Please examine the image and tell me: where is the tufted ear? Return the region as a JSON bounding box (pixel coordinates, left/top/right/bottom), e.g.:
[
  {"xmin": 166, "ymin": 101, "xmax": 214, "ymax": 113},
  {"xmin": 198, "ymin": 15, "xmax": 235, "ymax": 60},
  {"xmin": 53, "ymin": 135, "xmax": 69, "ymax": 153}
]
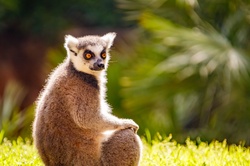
[
  {"xmin": 64, "ymin": 35, "xmax": 78, "ymax": 50},
  {"xmin": 101, "ymin": 32, "xmax": 116, "ymax": 48}
]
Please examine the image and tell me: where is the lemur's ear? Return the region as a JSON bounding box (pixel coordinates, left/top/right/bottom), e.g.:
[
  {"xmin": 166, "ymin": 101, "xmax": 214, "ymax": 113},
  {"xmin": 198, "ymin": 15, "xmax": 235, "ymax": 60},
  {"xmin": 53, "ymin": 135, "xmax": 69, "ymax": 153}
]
[
  {"xmin": 64, "ymin": 35, "xmax": 78, "ymax": 50},
  {"xmin": 101, "ymin": 32, "xmax": 116, "ymax": 48}
]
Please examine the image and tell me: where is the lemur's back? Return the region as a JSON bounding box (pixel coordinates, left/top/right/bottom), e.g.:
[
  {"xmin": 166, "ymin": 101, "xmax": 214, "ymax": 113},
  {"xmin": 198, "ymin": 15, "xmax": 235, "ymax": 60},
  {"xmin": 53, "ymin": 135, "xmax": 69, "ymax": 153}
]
[
  {"xmin": 34, "ymin": 60, "xmax": 99, "ymax": 133},
  {"xmin": 33, "ymin": 61, "xmax": 102, "ymax": 165}
]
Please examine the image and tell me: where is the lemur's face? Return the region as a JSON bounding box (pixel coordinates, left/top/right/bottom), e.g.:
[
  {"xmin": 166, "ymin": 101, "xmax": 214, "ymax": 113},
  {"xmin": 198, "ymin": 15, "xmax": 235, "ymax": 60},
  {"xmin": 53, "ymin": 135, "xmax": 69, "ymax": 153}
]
[
  {"xmin": 81, "ymin": 45, "xmax": 107, "ymax": 71},
  {"xmin": 64, "ymin": 33, "xmax": 116, "ymax": 76}
]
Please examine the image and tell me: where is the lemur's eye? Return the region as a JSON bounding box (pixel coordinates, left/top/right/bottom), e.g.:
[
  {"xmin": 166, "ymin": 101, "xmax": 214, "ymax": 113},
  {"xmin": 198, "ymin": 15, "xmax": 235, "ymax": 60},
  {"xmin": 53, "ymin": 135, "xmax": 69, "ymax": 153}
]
[
  {"xmin": 85, "ymin": 53, "xmax": 92, "ymax": 59},
  {"xmin": 84, "ymin": 50, "xmax": 94, "ymax": 60},
  {"xmin": 101, "ymin": 52, "xmax": 106, "ymax": 59}
]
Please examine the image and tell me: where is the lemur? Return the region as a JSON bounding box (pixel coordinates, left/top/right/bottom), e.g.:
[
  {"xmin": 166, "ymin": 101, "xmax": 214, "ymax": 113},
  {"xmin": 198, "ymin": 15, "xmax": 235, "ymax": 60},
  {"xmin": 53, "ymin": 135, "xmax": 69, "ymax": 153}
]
[{"xmin": 33, "ymin": 33, "xmax": 142, "ymax": 166}]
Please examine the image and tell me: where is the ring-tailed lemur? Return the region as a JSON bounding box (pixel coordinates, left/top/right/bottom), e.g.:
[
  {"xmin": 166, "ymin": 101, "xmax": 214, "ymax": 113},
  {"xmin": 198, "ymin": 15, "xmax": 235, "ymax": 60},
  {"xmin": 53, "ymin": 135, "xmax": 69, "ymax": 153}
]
[{"xmin": 33, "ymin": 32, "xmax": 142, "ymax": 166}]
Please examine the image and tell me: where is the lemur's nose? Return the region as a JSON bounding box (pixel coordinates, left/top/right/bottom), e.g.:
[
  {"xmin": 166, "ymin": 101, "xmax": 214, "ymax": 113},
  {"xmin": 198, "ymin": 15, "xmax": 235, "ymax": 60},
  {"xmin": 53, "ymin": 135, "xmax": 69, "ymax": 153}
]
[
  {"xmin": 93, "ymin": 59, "xmax": 105, "ymax": 70},
  {"xmin": 97, "ymin": 63, "xmax": 105, "ymax": 69}
]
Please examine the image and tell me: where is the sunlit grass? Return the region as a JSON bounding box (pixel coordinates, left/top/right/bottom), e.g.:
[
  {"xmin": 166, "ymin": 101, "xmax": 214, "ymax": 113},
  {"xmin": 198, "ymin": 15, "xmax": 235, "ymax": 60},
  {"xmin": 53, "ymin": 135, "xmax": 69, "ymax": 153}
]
[
  {"xmin": 141, "ymin": 134, "xmax": 250, "ymax": 166},
  {"xmin": 1, "ymin": 132, "xmax": 250, "ymax": 166},
  {"xmin": 0, "ymin": 131, "xmax": 42, "ymax": 166}
]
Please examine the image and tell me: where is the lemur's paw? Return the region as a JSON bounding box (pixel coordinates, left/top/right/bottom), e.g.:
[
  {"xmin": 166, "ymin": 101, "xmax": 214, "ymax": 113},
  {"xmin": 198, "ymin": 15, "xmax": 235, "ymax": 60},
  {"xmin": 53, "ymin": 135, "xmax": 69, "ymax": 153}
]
[{"xmin": 120, "ymin": 119, "xmax": 139, "ymax": 133}]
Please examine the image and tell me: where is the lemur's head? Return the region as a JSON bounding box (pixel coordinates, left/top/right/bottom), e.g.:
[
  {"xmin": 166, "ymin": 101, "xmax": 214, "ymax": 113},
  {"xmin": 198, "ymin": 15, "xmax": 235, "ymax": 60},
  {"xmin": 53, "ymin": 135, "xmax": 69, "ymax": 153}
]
[{"xmin": 64, "ymin": 32, "xmax": 116, "ymax": 76}]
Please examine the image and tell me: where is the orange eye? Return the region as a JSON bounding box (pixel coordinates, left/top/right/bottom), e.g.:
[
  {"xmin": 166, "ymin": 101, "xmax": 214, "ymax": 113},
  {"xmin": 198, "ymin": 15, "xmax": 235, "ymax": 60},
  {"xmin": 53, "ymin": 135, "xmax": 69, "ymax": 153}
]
[
  {"xmin": 101, "ymin": 52, "xmax": 106, "ymax": 59},
  {"xmin": 85, "ymin": 53, "xmax": 92, "ymax": 60}
]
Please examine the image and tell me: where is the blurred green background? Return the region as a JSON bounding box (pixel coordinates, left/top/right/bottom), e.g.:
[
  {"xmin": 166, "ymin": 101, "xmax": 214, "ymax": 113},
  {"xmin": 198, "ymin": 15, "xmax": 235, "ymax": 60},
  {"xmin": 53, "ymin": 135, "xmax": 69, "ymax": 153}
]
[{"xmin": 1, "ymin": 0, "xmax": 250, "ymax": 145}]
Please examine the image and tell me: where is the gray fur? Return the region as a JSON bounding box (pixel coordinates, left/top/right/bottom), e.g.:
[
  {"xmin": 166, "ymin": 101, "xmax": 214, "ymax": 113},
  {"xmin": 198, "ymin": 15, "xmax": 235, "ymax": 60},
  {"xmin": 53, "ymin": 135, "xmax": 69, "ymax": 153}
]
[
  {"xmin": 77, "ymin": 36, "xmax": 107, "ymax": 49},
  {"xmin": 33, "ymin": 33, "xmax": 142, "ymax": 166}
]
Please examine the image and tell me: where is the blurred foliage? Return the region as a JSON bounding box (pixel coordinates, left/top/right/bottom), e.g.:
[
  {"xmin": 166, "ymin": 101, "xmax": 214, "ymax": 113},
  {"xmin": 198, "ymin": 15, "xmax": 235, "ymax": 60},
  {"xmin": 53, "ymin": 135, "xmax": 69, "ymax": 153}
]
[
  {"xmin": 117, "ymin": 0, "xmax": 250, "ymax": 144},
  {"xmin": 0, "ymin": 0, "xmax": 125, "ymax": 42},
  {"xmin": 0, "ymin": 82, "xmax": 34, "ymax": 139}
]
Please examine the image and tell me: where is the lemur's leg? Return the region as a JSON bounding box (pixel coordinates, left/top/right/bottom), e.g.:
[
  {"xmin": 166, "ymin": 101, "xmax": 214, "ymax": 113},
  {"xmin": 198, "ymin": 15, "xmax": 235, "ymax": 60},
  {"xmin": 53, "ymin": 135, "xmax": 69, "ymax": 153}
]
[{"xmin": 101, "ymin": 128, "xmax": 142, "ymax": 166}]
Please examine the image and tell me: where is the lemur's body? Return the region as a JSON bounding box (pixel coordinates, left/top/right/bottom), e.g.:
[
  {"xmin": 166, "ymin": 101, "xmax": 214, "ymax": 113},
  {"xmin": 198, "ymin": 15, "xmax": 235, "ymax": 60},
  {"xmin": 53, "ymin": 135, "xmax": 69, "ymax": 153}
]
[{"xmin": 33, "ymin": 33, "xmax": 142, "ymax": 166}]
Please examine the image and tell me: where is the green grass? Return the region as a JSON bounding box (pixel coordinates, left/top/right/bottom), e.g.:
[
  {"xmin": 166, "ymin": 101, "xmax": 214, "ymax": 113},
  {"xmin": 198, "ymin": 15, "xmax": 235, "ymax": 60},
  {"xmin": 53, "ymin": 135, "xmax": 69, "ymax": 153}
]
[
  {"xmin": 141, "ymin": 135, "xmax": 250, "ymax": 166},
  {"xmin": 1, "ymin": 132, "xmax": 250, "ymax": 166},
  {"xmin": 0, "ymin": 131, "xmax": 42, "ymax": 166}
]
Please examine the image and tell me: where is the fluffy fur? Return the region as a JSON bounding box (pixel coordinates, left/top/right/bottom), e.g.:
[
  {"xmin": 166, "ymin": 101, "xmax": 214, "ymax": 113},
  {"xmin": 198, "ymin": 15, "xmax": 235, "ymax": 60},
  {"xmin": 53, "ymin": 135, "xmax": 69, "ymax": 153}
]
[{"xmin": 33, "ymin": 33, "xmax": 142, "ymax": 166}]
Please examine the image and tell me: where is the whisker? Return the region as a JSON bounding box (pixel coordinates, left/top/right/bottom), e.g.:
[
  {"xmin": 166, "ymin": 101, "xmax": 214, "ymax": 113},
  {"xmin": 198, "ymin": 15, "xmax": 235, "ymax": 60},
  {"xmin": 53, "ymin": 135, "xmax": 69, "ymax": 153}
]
[{"xmin": 109, "ymin": 60, "xmax": 118, "ymax": 63}]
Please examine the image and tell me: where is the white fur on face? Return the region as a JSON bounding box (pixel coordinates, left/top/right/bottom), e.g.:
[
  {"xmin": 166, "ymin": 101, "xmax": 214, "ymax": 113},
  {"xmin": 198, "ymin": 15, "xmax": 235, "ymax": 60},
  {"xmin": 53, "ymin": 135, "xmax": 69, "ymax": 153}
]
[{"xmin": 70, "ymin": 45, "xmax": 109, "ymax": 77}]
